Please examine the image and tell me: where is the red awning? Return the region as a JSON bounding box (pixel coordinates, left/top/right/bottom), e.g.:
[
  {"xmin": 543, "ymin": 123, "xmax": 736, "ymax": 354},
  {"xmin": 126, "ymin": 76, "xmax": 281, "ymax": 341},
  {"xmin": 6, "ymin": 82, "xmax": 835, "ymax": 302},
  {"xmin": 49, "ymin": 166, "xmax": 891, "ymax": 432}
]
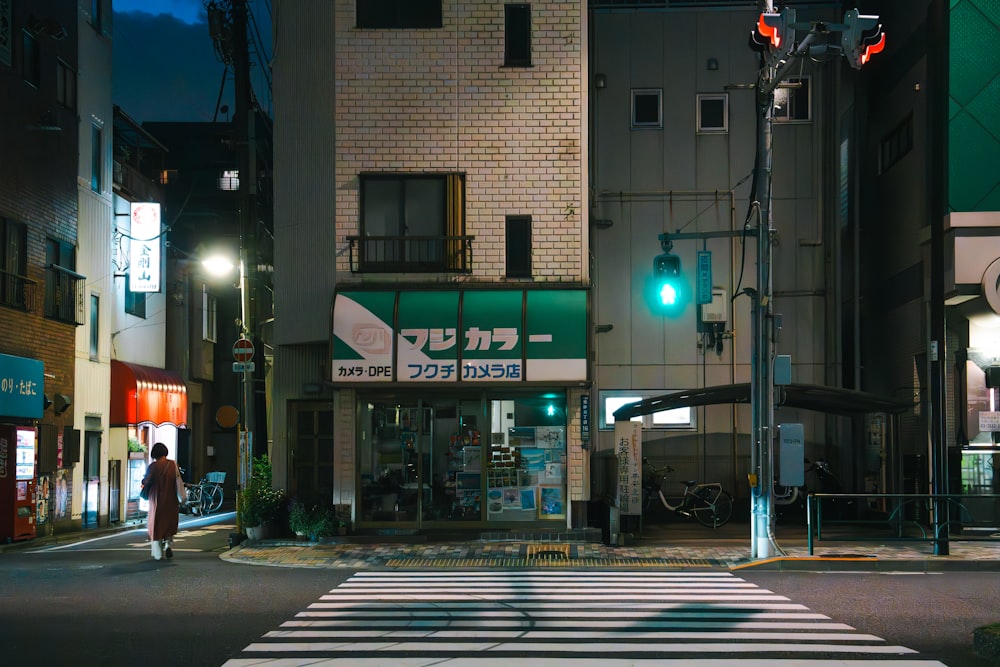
[{"xmin": 111, "ymin": 360, "xmax": 188, "ymax": 427}]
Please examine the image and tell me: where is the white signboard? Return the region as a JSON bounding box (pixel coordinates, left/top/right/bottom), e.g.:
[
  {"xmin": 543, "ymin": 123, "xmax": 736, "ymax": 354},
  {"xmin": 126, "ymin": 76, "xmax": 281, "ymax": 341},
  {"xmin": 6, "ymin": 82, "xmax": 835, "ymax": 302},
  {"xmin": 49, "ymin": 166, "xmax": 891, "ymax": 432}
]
[
  {"xmin": 979, "ymin": 411, "xmax": 1000, "ymax": 432},
  {"xmin": 614, "ymin": 420, "xmax": 642, "ymax": 516},
  {"xmin": 129, "ymin": 202, "xmax": 161, "ymax": 293}
]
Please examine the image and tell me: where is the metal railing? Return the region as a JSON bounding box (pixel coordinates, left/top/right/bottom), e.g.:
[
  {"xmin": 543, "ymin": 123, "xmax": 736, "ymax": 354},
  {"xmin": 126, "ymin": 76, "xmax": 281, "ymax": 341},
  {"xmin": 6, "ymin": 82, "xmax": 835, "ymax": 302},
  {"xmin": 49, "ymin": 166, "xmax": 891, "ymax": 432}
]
[
  {"xmin": 346, "ymin": 235, "xmax": 474, "ymax": 274},
  {"xmin": 806, "ymin": 492, "xmax": 1000, "ymax": 555},
  {"xmin": 0, "ymin": 269, "xmax": 38, "ymax": 312}
]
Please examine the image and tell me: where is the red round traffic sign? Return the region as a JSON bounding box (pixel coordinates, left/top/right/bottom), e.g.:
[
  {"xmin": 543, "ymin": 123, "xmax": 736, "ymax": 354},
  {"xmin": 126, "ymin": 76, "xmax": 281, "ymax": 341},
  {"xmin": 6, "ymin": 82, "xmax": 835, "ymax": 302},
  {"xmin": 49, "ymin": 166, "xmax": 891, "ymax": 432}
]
[{"xmin": 233, "ymin": 338, "xmax": 255, "ymax": 362}]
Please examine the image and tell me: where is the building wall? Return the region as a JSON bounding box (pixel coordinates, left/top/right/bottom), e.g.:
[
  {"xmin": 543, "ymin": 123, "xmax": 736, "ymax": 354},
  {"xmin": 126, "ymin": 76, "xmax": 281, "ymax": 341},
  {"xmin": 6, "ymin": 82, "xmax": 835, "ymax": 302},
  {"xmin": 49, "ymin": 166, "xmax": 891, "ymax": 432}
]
[
  {"xmin": 589, "ymin": 6, "xmax": 835, "ymax": 487},
  {"xmin": 74, "ymin": 0, "xmax": 115, "ymax": 525},
  {"xmin": 332, "ymin": 0, "xmax": 588, "ymax": 284}
]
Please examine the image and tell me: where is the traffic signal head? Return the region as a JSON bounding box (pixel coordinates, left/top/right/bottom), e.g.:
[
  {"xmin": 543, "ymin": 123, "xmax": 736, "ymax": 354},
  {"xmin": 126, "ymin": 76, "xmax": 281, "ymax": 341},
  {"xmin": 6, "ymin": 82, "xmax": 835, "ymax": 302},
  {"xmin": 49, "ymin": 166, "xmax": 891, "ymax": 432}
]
[
  {"xmin": 750, "ymin": 10, "xmax": 795, "ymax": 55},
  {"xmin": 650, "ymin": 252, "xmax": 687, "ymax": 315},
  {"xmin": 841, "ymin": 9, "xmax": 885, "ymax": 69}
]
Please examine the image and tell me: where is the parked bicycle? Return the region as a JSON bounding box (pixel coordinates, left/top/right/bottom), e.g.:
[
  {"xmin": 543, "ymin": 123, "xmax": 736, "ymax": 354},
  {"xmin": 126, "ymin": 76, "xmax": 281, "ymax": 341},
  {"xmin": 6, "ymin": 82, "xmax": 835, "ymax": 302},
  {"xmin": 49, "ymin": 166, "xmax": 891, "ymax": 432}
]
[
  {"xmin": 179, "ymin": 469, "xmax": 226, "ymax": 515},
  {"xmin": 641, "ymin": 458, "xmax": 734, "ymax": 528}
]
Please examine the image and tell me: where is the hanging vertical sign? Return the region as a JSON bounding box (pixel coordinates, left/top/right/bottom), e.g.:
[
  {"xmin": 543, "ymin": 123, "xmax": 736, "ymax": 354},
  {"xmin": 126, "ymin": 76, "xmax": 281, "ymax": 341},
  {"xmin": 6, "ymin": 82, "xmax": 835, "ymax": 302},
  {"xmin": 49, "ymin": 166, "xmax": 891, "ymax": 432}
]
[
  {"xmin": 128, "ymin": 202, "xmax": 161, "ymax": 293},
  {"xmin": 696, "ymin": 250, "xmax": 713, "ymax": 305}
]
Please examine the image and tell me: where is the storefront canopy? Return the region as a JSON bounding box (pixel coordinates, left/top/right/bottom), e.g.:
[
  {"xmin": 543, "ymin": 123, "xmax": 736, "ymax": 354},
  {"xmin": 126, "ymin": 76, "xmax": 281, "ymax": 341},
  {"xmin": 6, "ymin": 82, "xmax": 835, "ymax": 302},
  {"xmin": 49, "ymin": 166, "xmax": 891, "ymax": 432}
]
[
  {"xmin": 613, "ymin": 382, "xmax": 914, "ymax": 421},
  {"xmin": 111, "ymin": 360, "xmax": 188, "ymax": 427}
]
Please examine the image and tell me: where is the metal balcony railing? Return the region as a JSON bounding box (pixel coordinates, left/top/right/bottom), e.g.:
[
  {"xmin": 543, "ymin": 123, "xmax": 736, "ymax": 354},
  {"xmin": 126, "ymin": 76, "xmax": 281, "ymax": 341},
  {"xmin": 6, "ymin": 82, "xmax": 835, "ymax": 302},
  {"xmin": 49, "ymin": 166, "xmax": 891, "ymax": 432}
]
[
  {"xmin": 0, "ymin": 269, "xmax": 37, "ymax": 312},
  {"xmin": 45, "ymin": 264, "xmax": 87, "ymax": 325},
  {"xmin": 346, "ymin": 235, "xmax": 474, "ymax": 274}
]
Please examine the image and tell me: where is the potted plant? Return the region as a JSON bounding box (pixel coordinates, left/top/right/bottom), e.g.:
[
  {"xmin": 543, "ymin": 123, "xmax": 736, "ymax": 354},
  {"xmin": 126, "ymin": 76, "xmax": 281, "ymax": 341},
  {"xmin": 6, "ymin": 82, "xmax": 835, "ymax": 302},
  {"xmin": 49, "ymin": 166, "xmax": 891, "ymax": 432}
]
[
  {"xmin": 306, "ymin": 505, "xmax": 335, "ymax": 542},
  {"xmin": 127, "ymin": 438, "xmax": 147, "ymax": 459},
  {"xmin": 288, "ymin": 500, "xmax": 312, "ymax": 540},
  {"xmin": 238, "ymin": 455, "xmax": 284, "ymax": 540}
]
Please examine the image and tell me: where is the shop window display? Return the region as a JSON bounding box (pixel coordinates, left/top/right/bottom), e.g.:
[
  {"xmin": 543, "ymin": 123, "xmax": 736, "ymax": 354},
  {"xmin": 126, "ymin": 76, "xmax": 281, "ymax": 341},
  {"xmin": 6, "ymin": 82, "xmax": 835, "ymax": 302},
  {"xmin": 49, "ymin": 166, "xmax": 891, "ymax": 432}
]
[{"xmin": 358, "ymin": 394, "xmax": 567, "ymax": 526}]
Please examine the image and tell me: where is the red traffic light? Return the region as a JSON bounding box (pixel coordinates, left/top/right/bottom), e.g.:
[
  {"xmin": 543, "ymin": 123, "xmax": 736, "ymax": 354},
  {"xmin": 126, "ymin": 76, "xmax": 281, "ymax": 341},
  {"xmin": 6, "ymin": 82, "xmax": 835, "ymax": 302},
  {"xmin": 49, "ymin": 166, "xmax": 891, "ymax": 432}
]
[
  {"xmin": 861, "ymin": 29, "xmax": 886, "ymax": 65},
  {"xmin": 757, "ymin": 13, "xmax": 782, "ymax": 49}
]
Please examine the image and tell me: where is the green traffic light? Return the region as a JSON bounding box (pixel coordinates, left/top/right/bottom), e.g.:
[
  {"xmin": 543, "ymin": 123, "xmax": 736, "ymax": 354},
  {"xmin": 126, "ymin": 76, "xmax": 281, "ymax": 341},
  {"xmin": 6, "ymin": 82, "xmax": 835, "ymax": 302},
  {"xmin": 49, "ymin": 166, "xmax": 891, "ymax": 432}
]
[{"xmin": 659, "ymin": 282, "xmax": 678, "ymax": 306}]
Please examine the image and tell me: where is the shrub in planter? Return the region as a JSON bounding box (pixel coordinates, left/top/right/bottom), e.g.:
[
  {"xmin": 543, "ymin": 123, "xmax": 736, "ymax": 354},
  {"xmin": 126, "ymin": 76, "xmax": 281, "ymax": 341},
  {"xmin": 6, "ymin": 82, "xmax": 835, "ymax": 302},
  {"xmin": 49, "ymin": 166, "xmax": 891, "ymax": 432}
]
[{"xmin": 238, "ymin": 455, "xmax": 284, "ymax": 531}]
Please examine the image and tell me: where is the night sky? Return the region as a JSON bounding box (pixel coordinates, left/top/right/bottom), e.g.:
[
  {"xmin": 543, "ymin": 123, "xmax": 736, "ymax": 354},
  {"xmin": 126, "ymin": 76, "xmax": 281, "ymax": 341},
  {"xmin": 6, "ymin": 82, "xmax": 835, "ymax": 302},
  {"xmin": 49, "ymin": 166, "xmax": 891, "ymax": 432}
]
[{"xmin": 112, "ymin": 0, "xmax": 270, "ymax": 123}]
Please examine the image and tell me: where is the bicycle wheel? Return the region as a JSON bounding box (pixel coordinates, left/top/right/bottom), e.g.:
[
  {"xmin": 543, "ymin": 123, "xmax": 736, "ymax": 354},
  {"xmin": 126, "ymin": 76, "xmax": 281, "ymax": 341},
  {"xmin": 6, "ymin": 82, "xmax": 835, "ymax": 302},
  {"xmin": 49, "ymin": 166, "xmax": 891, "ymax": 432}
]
[
  {"xmin": 204, "ymin": 484, "xmax": 224, "ymax": 514},
  {"xmin": 185, "ymin": 485, "xmax": 202, "ymax": 515},
  {"xmin": 693, "ymin": 487, "xmax": 733, "ymax": 528}
]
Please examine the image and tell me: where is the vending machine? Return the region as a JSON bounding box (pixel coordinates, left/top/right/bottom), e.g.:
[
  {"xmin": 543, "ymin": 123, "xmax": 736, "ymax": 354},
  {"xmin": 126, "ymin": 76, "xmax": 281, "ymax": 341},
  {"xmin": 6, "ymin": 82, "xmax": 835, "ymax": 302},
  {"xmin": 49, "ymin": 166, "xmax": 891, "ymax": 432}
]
[{"xmin": 0, "ymin": 425, "xmax": 37, "ymax": 542}]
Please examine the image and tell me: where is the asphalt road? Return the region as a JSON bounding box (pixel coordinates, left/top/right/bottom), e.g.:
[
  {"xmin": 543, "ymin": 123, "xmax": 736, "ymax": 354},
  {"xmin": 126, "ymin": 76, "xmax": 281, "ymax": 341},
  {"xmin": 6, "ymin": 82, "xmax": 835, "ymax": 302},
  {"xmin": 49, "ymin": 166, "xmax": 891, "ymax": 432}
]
[
  {"xmin": 1, "ymin": 515, "xmax": 997, "ymax": 666},
  {"xmin": 740, "ymin": 569, "xmax": 1000, "ymax": 667},
  {"xmin": 0, "ymin": 515, "xmax": 351, "ymax": 666}
]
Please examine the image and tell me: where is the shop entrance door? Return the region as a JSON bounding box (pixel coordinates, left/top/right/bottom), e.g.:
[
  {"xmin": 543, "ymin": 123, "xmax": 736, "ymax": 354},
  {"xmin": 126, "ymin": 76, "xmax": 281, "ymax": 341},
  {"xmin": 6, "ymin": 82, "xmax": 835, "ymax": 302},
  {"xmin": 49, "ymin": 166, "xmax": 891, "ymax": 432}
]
[{"xmin": 82, "ymin": 431, "xmax": 101, "ymax": 528}]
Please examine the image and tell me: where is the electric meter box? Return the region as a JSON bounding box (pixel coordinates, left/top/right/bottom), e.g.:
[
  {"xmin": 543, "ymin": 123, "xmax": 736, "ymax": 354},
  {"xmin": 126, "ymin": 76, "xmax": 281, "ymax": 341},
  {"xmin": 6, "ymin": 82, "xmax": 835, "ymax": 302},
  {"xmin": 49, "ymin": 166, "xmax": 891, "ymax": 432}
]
[{"xmin": 700, "ymin": 288, "xmax": 728, "ymax": 323}]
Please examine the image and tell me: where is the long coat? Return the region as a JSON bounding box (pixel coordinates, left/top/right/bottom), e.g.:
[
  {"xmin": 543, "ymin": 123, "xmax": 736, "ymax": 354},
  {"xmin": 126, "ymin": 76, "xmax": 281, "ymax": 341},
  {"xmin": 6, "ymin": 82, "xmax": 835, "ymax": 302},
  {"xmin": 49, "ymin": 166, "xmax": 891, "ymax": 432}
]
[{"xmin": 142, "ymin": 457, "xmax": 181, "ymax": 541}]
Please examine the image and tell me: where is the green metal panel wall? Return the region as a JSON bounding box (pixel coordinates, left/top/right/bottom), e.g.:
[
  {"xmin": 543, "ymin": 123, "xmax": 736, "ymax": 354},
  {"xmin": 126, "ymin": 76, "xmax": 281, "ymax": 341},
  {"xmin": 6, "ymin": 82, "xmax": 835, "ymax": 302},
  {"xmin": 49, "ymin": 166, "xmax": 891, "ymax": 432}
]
[{"xmin": 950, "ymin": 0, "xmax": 1000, "ymax": 211}]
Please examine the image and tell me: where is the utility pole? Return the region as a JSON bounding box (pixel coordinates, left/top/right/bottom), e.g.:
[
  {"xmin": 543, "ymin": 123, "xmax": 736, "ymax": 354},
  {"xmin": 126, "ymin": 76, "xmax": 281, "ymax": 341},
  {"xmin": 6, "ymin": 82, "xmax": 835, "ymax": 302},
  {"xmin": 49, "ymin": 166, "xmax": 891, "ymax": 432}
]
[{"xmin": 208, "ymin": 0, "xmax": 260, "ymax": 509}]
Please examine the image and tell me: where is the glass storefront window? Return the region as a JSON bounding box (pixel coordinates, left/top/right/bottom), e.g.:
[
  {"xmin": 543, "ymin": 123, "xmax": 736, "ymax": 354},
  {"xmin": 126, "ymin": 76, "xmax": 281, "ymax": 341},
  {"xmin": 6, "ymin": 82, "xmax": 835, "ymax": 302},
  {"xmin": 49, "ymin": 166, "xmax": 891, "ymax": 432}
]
[
  {"xmin": 357, "ymin": 392, "xmax": 568, "ymax": 527},
  {"xmin": 487, "ymin": 396, "xmax": 567, "ymax": 521}
]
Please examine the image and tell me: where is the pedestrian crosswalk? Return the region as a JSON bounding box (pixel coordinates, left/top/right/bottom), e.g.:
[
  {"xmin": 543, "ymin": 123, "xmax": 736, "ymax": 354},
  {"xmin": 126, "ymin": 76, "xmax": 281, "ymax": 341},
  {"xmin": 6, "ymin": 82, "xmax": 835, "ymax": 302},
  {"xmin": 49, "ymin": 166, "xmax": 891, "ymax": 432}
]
[{"xmin": 223, "ymin": 570, "xmax": 946, "ymax": 666}]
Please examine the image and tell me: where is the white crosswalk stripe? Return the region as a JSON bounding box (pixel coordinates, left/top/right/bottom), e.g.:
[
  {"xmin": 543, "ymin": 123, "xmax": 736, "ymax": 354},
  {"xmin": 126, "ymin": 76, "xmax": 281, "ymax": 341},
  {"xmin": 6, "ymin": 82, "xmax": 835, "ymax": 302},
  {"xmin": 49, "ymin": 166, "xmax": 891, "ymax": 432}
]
[{"xmin": 222, "ymin": 570, "xmax": 946, "ymax": 666}]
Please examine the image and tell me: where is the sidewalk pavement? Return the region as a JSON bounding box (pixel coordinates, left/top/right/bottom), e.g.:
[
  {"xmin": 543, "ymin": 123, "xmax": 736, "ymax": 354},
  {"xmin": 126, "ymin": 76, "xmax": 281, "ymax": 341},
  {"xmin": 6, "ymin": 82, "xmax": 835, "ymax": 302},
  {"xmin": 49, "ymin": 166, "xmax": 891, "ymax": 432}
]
[
  {"xmin": 6, "ymin": 514, "xmax": 1000, "ymax": 571},
  {"xmin": 219, "ymin": 522, "xmax": 1000, "ymax": 571}
]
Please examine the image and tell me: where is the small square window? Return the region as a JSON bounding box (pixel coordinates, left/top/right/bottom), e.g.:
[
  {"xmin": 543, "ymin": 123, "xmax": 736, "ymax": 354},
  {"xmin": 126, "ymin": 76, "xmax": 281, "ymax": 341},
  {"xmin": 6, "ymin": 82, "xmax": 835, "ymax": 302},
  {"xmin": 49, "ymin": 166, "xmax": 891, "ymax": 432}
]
[
  {"xmin": 774, "ymin": 76, "xmax": 811, "ymax": 122},
  {"xmin": 632, "ymin": 89, "xmax": 662, "ymax": 129},
  {"xmin": 697, "ymin": 94, "xmax": 728, "ymax": 133}
]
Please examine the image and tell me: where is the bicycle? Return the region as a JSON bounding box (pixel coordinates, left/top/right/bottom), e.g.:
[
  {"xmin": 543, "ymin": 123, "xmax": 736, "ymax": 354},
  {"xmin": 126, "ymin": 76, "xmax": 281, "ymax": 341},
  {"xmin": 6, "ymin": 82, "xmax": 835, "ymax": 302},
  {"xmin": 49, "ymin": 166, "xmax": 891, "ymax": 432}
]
[
  {"xmin": 641, "ymin": 458, "xmax": 734, "ymax": 528},
  {"xmin": 179, "ymin": 470, "xmax": 226, "ymax": 515}
]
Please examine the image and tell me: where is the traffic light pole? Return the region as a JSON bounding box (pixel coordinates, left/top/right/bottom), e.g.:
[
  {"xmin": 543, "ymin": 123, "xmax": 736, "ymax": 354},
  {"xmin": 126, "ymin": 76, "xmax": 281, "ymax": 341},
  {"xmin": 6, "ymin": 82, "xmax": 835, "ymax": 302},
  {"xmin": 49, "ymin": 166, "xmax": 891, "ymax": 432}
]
[{"xmin": 749, "ymin": 6, "xmax": 821, "ymax": 559}]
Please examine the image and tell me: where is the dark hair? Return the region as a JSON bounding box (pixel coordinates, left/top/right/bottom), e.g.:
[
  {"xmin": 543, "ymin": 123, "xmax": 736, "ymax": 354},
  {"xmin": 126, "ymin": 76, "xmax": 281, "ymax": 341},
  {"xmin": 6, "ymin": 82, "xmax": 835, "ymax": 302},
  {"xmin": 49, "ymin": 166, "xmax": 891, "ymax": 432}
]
[{"xmin": 150, "ymin": 442, "xmax": 169, "ymax": 459}]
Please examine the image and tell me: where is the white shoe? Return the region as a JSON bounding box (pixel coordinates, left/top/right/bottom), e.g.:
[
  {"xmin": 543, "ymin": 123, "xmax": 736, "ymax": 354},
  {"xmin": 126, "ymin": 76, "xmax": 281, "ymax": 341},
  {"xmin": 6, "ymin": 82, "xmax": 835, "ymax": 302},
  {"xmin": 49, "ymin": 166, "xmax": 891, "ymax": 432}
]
[{"xmin": 151, "ymin": 539, "xmax": 163, "ymax": 561}]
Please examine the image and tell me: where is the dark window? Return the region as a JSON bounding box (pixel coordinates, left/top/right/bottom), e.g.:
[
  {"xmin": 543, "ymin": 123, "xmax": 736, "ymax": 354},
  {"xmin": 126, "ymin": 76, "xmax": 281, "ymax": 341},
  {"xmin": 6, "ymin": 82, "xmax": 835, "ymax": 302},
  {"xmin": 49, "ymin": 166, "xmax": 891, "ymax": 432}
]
[
  {"xmin": 357, "ymin": 0, "xmax": 442, "ymax": 29},
  {"xmin": 879, "ymin": 113, "xmax": 914, "ymax": 175},
  {"xmin": 89, "ymin": 295, "xmax": 99, "ymax": 359},
  {"xmin": 358, "ymin": 173, "xmax": 466, "ymax": 272},
  {"xmin": 506, "ymin": 216, "xmax": 532, "ymax": 278},
  {"xmin": 45, "ymin": 238, "xmax": 85, "ymax": 325},
  {"xmin": 124, "ymin": 274, "xmax": 146, "ymax": 318},
  {"xmin": 504, "ymin": 4, "xmax": 532, "ymax": 67},
  {"xmin": 697, "ymin": 94, "xmax": 728, "ymax": 133},
  {"xmin": 22, "ymin": 30, "xmax": 40, "ymax": 87},
  {"xmin": 91, "ymin": 125, "xmax": 103, "ymax": 193},
  {"xmin": 0, "ymin": 218, "xmax": 29, "ymax": 310},
  {"xmin": 774, "ymin": 76, "xmax": 810, "ymax": 122},
  {"xmin": 56, "ymin": 60, "xmax": 76, "ymax": 110},
  {"xmin": 632, "ymin": 89, "xmax": 662, "ymax": 128}
]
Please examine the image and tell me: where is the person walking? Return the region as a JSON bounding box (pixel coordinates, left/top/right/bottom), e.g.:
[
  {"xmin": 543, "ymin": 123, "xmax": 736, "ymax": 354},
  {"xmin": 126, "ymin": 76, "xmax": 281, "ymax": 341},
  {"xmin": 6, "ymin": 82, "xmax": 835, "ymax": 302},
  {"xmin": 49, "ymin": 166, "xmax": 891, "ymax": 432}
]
[{"xmin": 141, "ymin": 442, "xmax": 183, "ymax": 560}]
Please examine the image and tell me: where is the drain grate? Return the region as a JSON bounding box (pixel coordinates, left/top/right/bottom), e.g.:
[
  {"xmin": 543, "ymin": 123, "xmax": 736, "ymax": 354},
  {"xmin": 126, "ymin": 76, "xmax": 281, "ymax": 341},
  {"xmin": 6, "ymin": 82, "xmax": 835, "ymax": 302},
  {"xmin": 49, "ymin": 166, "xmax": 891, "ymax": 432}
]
[{"xmin": 525, "ymin": 544, "xmax": 571, "ymax": 559}]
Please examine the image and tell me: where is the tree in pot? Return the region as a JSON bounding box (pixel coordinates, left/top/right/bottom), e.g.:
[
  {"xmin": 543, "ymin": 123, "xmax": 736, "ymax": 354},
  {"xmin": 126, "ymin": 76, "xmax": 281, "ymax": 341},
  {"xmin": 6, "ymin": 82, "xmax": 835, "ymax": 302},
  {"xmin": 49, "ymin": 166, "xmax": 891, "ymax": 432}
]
[{"xmin": 238, "ymin": 455, "xmax": 284, "ymax": 540}]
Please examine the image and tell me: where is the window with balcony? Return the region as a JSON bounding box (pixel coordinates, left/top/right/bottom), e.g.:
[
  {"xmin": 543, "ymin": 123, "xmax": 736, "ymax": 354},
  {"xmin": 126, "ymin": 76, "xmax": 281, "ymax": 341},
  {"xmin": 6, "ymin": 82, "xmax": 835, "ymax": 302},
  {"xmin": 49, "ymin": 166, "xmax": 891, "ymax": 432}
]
[
  {"xmin": 356, "ymin": 0, "xmax": 442, "ymax": 29},
  {"xmin": 354, "ymin": 173, "xmax": 469, "ymax": 273},
  {"xmin": 45, "ymin": 239, "xmax": 85, "ymax": 325},
  {"xmin": 0, "ymin": 218, "xmax": 31, "ymax": 311}
]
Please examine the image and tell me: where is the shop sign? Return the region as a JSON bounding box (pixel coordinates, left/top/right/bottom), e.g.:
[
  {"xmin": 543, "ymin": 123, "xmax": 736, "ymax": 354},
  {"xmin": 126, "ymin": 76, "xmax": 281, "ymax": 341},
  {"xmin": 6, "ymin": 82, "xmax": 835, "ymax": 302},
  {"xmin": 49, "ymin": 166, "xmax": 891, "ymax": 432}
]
[
  {"xmin": 332, "ymin": 289, "xmax": 587, "ymax": 383},
  {"xmin": 0, "ymin": 353, "xmax": 44, "ymax": 419},
  {"xmin": 128, "ymin": 202, "xmax": 161, "ymax": 293}
]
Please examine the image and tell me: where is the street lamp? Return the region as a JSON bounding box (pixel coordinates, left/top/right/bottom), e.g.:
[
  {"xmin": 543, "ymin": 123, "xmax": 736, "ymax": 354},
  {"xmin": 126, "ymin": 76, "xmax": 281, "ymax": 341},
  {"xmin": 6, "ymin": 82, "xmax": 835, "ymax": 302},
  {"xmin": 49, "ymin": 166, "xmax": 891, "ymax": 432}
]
[{"xmin": 202, "ymin": 252, "xmax": 254, "ymax": 527}]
